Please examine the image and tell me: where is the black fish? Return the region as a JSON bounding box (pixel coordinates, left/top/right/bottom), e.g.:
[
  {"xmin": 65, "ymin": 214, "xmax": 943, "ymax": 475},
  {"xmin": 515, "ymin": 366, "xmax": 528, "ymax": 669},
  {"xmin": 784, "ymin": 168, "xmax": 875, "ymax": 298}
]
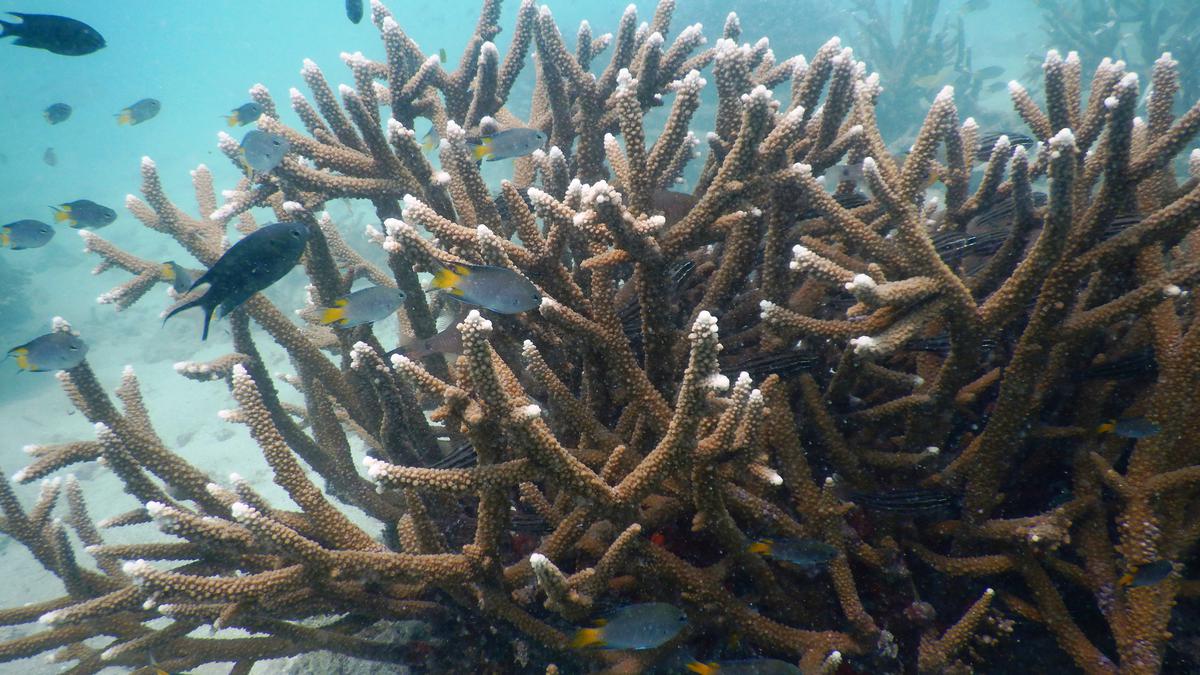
[
  {"xmin": 345, "ymin": 0, "xmax": 364, "ymax": 23},
  {"xmin": 0, "ymin": 13, "xmax": 105, "ymax": 56},
  {"xmin": 906, "ymin": 334, "xmax": 999, "ymax": 355},
  {"xmin": 1076, "ymin": 348, "xmax": 1157, "ymax": 381},
  {"xmin": 431, "ymin": 443, "xmax": 478, "ymax": 469},
  {"xmin": 1101, "ymin": 215, "xmax": 1140, "ymax": 240},
  {"xmin": 931, "ymin": 229, "xmax": 1010, "ymax": 264},
  {"xmin": 851, "ymin": 488, "xmax": 957, "ymax": 516},
  {"xmin": 971, "ymin": 192, "xmax": 1048, "ymax": 228},
  {"xmin": 43, "ymin": 103, "xmax": 71, "ymax": 124},
  {"xmin": 720, "ymin": 349, "xmax": 819, "ymax": 380},
  {"xmin": 163, "ymin": 222, "xmax": 310, "ymax": 340},
  {"xmin": 975, "ymin": 131, "xmax": 1037, "ymax": 161}
]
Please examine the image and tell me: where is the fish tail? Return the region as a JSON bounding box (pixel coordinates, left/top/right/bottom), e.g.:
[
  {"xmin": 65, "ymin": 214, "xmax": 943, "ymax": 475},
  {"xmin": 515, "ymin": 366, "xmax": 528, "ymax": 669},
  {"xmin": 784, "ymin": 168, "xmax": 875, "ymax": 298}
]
[
  {"xmin": 1097, "ymin": 420, "xmax": 1116, "ymax": 435},
  {"xmin": 430, "ymin": 261, "xmax": 463, "ymax": 290},
  {"xmin": 226, "ymin": 113, "xmax": 239, "ymax": 127},
  {"xmin": 1117, "ymin": 572, "xmax": 1135, "ymax": 587},
  {"xmin": 0, "ymin": 228, "xmax": 9, "ymax": 248},
  {"xmin": 747, "ymin": 540, "xmax": 772, "ymax": 555},
  {"xmin": 471, "ymin": 139, "xmax": 493, "ymax": 161},
  {"xmin": 163, "ymin": 293, "xmax": 215, "ymax": 341},
  {"xmin": 116, "ymin": 109, "xmax": 133, "ymax": 125},
  {"xmin": 8, "ymin": 348, "xmax": 30, "ymax": 372},
  {"xmin": 686, "ymin": 662, "xmax": 719, "ymax": 675},
  {"xmin": 421, "ymin": 134, "xmax": 437, "ymax": 152},
  {"xmin": 0, "ymin": 19, "xmax": 15, "ymax": 38},
  {"xmin": 320, "ymin": 306, "xmax": 347, "ymax": 325},
  {"xmin": 569, "ymin": 627, "xmax": 604, "ymax": 649},
  {"xmin": 160, "ymin": 263, "xmax": 176, "ymax": 281},
  {"xmin": 50, "ymin": 205, "xmax": 73, "ymax": 224}
]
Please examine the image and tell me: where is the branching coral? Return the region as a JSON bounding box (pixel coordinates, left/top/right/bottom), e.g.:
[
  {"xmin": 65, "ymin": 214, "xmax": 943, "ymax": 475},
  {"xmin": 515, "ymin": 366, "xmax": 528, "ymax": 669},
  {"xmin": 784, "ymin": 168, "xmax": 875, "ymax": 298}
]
[{"xmin": 1, "ymin": 0, "xmax": 1199, "ymax": 673}]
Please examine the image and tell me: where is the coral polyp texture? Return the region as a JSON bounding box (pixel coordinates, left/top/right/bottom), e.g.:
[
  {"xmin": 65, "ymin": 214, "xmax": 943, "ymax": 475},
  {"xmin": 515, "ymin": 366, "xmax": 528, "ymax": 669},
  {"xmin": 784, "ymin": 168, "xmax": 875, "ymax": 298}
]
[{"xmin": 4, "ymin": 0, "xmax": 1200, "ymax": 672}]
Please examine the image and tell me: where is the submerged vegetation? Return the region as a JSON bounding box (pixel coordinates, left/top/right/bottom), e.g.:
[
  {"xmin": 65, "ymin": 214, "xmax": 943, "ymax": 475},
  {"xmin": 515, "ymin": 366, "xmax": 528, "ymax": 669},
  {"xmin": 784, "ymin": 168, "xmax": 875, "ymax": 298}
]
[{"xmin": 1, "ymin": 0, "xmax": 1199, "ymax": 672}]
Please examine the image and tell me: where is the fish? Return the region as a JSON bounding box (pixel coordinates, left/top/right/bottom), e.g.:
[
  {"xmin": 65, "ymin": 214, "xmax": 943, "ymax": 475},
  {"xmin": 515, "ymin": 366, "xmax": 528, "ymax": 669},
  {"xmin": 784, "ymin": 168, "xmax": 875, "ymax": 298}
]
[
  {"xmin": 1118, "ymin": 560, "xmax": 1176, "ymax": 588},
  {"xmin": 1, "ymin": 219, "xmax": 55, "ymax": 250},
  {"xmin": 50, "ymin": 199, "xmax": 116, "ymax": 229},
  {"xmin": 320, "ymin": 285, "xmax": 407, "ymax": 328},
  {"xmin": 116, "ymin": 98, "xmax": 161, "ymax": 126},
  {"xmin": 240, "ymin": 130, "xmax": 290, "ymax": 174},
  {"xmin": 687, "ymin": 658, "xmax": 803, "ymax": 675},
  {"xmin": 345, "ymin": 0, "xmax": 364, "ymax": 23},
  {"xmin": 570, "ymin": 602, "xmax": 688, "ymax": 650},
  {"xmin": 1097, "ymin": 417, "xmax": 1161, "ymax": 439},
  {"xmin": 7, "ymin": 331, "xmax": 88, "ymax": 372},
  {"xmin": 747, "ymin": 538, "xmax": 838, "ymax": 567},
  {"xmin": 42, "ymin": 147, "xmax": 57, "ymax": 166},
  {"xmin": 43, "ymin": 103, "xmax": 71, "ymax": 124},
  {"xmin": 439, "ymin": 48, "xmax": 448, "ymax": 64},
  {"xmin": 970, "ymin": 192, "xmax": 1047, "ymax": 228},
  {"xmin": 429, "ymin": 260, "xmax": 541, "ymax": 314},
  {"xmin": 421, "ymin": 126, "xmax": 440, "ymax": 152},
  {"xmin": 931, "ymin": 229, "xmax": 1010, "ymax": 264},
  {"xmin": 652, "ymin": 189, "xmax": 698, "ymax": 226},
  {"xmin": 851, "ymin": 488, "xmax": 957, "ymax": 516},
  {"xmin": 163, "ymin": 222, "xmax": 310, "ymax": 340},
  {"xmin": 225, "ymin": 102, "xmax": 263, "ymax": 127},
  {"xmin": 985, "ymin": 80, "xmax": 1008, "ymax": 93},
  {"xmin": 0, "ymin": 13, "xmax": 105, "ymax": 56},
  {"xmin": 160, "ymin": 261, "xmax": 194, "ymax": 294},
  {"xmin": 975, "ymin": 65, "xmax": 1005, "ymax": 80},
  {"xmin": 975, "ymin": 131, "xmax": 1038, "ymax": 161},
  {"xmin": 430, "ymin": 443, "xmax": 477, "ymax": 469},
  {"xmin": 719, "ymin": 349, "xmax": 819, "ymax": 381},
  {"xmin": 1101, "ymin": 214, "xmax": 1141, "ymax": 240},
  {"xmin": 906, "ymin": 334, "xmax": 999, "ymax": 355},
  {"xmin": 1077, "ymin": 348, "xmax": 1157, "ymax": 380},
  {"xmin": 389, "ymin": 323, "xmax": 465, "ymax": 360},
  {"xmin": 467, "ymin": 128, "xmax": 547, "ymax": 161}
]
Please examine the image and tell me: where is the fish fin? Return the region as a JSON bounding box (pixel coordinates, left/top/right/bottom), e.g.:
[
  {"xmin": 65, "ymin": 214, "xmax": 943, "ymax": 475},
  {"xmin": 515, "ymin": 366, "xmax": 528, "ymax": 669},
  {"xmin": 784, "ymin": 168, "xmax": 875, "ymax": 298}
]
[
  {"xmin": 160, "ymin": 263, "xmax": 176, "ymax": 281},
  {"xmin": 9, "ymin": 347, "xmax": 30, "ymax": 372},
  {"xmin": 0, "ymin": 19, "xmax": 15, "ymax": 38},
  {"xmin": 747, "ymin": 540, "xmax": 773, "ymax": 555},
  {"xmin": 226, "ymin": 114, "xmax": 239, "ymax": 127},
  {"xmin": 0, "ymin": 228, "xmax": 8, "ymax": 248},
  {"xmin": 471, "ymin": 139, "xmax": 493, "ymax": 161},
  {"xmin": 320, "ymin": 306, "xmax": 347, "ymax": 325},
  {"xmin": 569, "ymin": 627, "xmax": 605, "ymax": 649},
  {"xmin": 1097, "ymin": 420, "xmax": 1116, "ymax": 435},
  {"xmin": 421, "ymin": 135, "xmax": 437, "ymax": 152},
  {"xmin": 686, "ymin": 662, "xmax": 719, "ymax": 675},
  {"xmin": 163, "ymin": 292, "xmax": 214, "ymax": 341},
  {"xmin": 50, "ymin": 206, "xmax": 76, "ymax": 226},
  {"xmin": 1117, "ymin": 571, "xmax": 1135, "ymax": 587},
  {"xmin": 42, "ymin": 111, "xmax": 51, "ymax": 122},
  {"xmin": 430, "ymin": 264, "xmax": 462, "ymax": 289},
  {"xmin": 116, "ymin": 109, "xmax": 133, "ymax": 125}
]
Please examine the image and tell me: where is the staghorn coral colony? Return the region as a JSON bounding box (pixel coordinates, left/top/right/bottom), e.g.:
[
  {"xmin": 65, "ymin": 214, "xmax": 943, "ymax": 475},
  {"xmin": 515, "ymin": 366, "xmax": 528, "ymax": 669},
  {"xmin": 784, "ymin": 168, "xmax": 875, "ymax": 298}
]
[{"xmin": 2, "ymin": 0, "xmax": 1200, "ymax": 672}]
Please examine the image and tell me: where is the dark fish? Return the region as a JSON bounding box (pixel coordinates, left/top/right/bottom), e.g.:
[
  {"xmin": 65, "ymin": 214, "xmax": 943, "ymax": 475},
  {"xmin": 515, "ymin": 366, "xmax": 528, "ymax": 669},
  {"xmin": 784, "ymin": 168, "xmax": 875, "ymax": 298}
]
[
  {"xmin": 720, "ymin": 349, "xmax": 819, "ymax": 381},
  {"xmin": 163, "ymin": 222, "xmax": 310, "ymax": 340},
  {"xmin": 0, "ymin": 13, "xmax": 105, "ymax": 56},
  {"xmin": 430, "ymin": 443, "xmax": 477, "ymax": 469},
  {"xmin": 1, "ymin": 219, "xmax": 55, "ymax": 250},
  {"xmin": 7, "ymin": 331, "xmax": 87, "ymax": 372},
  {"xmin": 748, "ymin": 538, "xmax": 838, "ymax": 567},
  {"xmin": 1101, "ymin": 215, "xmax": 1140, "ymax": 240},
  {"xmin": 1118, "ymin": 560, "xmax": 1175, "ymax": 588},
  {"xmin": 467, "ymin": 128, "xmax": 547, "ymax": 161},
  {"xmin": 851, "ymin": 488, "xmax": 957, "ymax": 516},
  {"xmin": 160, "ymin": 261, "xmax": 194, "ymax": 294},
  {"xmin": 320, "ymin": 286, "xmax": 406, "ymax": 328},
  {"xmin": 688, "ymin": 659, "xmax": 803, "ymax": 675},
  {"xmin": 1077, "ymin": 348, "xmax": 1157, "ymax": 381},
  {"xmin": 1097, "ymin": 417, "xmax": 1161, "ymax": 439},
  {"xmin": 240, "ymin": 130, "xmax": 290, "ymax": 174},
  {"xmin": 43, "ymin": 102, "xmax": 71, "ymax": 124},
  {"xmin": 430, "ymin": 260, "xmax": 541, "ymax": 314},
  {"xmin": 51, "ymin": 199, "xmax": 116, "ymax": 229},
  {"xmin": 389, "ymin": 323, "xmax": 465, "ymax": 360},
  {"xmin": 226, "ymin": 102, "xmax": 262, "ymax": 127},
  {"xmin": 652, "ymin": 189, "xmax": 698, "ymax": 226},
  {"xmin": 345, "ymin": 0, "xmax": 364, "ymax": 23},
  {"xmin": 570, "ymin": 603, "xmax": 688, "ymax": 650},
  {"xmin": 619, "ymin": 259, "xmax": 698, "ymax": 344},
  {"xmin": 931, "ymin": 229, "xmax": 1010, "ymax": 264},
  {"xmin": 116, "ymin": 98, "xmax": 161, "ymax": 126},
  {"xmin": 907, "ymin": 334, "xmax": 998, "ymax": 355},
  {"xmin": 970, "ymin": 191, "xmax": 1047, "ymax": 228},
  {"xmin": 975, "ymin": 131, "xmax": 1038, "ymax": 161},
  {"xmin": 42, "ymin": 147, "xmax": 57, "ymax": 166}
]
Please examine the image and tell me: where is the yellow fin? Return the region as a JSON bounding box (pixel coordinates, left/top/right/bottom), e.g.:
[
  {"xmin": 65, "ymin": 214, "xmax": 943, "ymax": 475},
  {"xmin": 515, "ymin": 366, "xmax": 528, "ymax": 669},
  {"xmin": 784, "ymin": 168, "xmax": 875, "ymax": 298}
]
[
  {"xmin": 421, "ymin": 135, "xmax": 437, "ymax": 151},
  {"xmin": 226, "ymin": 113, "xmax": 239, "ymax": 127},
  {"xmin": 117, "ymin": 109, "xmax": 133, "ymax": 125},
  {"xmin": 51, "ymin": 206, "xmax": 73, "ymax": 224},
  {"xmin": 570, "ymin": 627, "xmax": 605, "ymax": 649},
  {"xmin": 747, "ymin": 540, "xmax": 772, "ymax": 555},
  {"xmin": 10, "ymin": 348, "xmax": 30, "ymax": 371},
  {"xmin": 161, "ymin": 264, "xmax": 176, "ymax": 281},
  {"xmin": 320, "ymin": 306, "xmax": 347, "ymax": 325},
  {"xmin": 687, "ymin": 662, "xmax": 719, "ymax": 675},
  {"xmin": 1097, "ymin": 420, "xmax": 1116, "ymax": 435},
  {"xmin": 1118, "ymin": 571, "xmax": 1135, "ymax": 587},
  {"xmin": 471, "ymin": 139, "xmax": 493, "ymax": 161},
  {"xmin": 431, "ymin": 265, "xmax": 462, "ymax": 289},
  {"xmin": 1, "ymin": 228, "xmax": 9, "ymax": 248}
]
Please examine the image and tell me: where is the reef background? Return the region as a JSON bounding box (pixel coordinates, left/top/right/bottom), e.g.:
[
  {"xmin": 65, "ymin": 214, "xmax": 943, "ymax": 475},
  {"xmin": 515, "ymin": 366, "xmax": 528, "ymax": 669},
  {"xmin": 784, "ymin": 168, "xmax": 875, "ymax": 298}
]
[{"xmin": 1, "ymin": 0, "xmax": 1198, "ymax": 673}]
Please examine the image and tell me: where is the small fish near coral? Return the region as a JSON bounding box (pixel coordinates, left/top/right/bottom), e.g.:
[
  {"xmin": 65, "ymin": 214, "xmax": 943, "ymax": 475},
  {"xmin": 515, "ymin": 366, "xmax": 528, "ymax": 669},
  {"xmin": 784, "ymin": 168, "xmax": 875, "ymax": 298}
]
[
  {"xmin": 747, "ymin": 538, "xmax": 839, "ymax": 568},
  {"xmin": 388, "ymin": 322, "xmax": 465, "ymax": 360},
  {"xmin": 320, "ymin": 285, "xmax": 407, "ymax": 328},
  {"xmin": 1117, "ymin": 560, "xmax": 1176, "ymax": 588},
  {"xmin": 43, "ymin": 102, "xmax": 71, "ymax": 124},
  {"xmin": 466, "ymin": 127, "xmax": 547, "ymax": 161},
  {"xmin": 50, "ymin": 199, "xmax": 116, "ymax": 229},
  {"xmin": 2, "ymin": 219, "xmax": 55, "ymax": 250},
  {"xmin": 687, "ymin": 658, "xmax": 804, "ymax": 674},
  {"xmin": 225, "ymin": 102, "xmax": 263, "ymax": 127},
  {"xmin": 7, "ymin": 331, "xmax": 87, "ymax": 372},
  {"xmin": 163, "ymin": 222, "xmax": 310, "ymax": 340},
  {"xmin": 345, "ymin": 0, "xmax": 364, "ymax": 24},
  {"xmin": 0, "ymin": 12, "xmax": 104, "ymax": 55},
  {"xmin": 239, "ymin": 129, "xmax": 290, "ymax": 174},
  {"xmin": 116, "ymin": 98, "xmax": 161, "ymax": 126},
  {"xmin": 570, "ymin": 602, "xmax": 688, "ymax": 650},
  {"xmin": 429, "ymin": 259, "xmax": 541, "ymax": 314},
  {"xmin": 1096, "ymin": 417, "xmax": 1161, "ymax": 439},
  {"xmin": 160, "ymin": 261, "xmax": 195, "ymax": 294}
]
